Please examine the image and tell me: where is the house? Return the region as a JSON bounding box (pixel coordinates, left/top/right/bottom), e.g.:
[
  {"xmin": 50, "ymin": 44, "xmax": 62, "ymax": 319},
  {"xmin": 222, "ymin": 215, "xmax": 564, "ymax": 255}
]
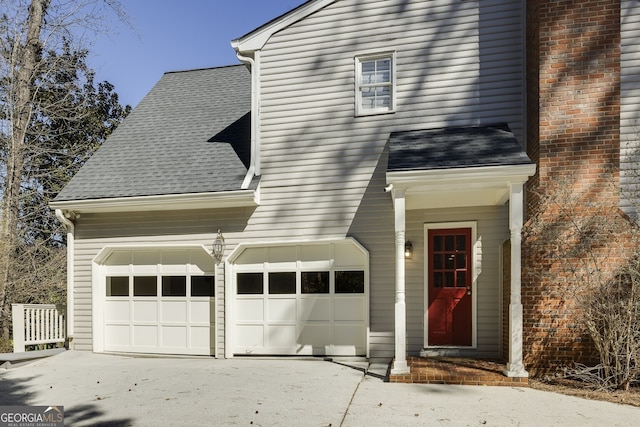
[{"xmin": 50, "ymin": 0, "xmax": 639, "ymax": 377}]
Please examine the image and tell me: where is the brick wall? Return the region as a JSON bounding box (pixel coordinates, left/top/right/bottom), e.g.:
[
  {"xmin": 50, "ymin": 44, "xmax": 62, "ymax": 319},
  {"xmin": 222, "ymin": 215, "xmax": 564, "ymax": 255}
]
[
  {"xmin": 523, "ymin": 0, "xmax": 630, "ymax": 374},
  {"xmin": 531, "ymin": 0, "xmax": 620, "ymax": 198}
]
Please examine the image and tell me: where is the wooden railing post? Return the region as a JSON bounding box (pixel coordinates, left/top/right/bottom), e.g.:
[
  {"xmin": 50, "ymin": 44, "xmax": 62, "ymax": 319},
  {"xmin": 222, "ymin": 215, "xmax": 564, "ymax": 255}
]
[{"xmin": 11, "ymin": 304, "xmax": 26, "ymax": 353}]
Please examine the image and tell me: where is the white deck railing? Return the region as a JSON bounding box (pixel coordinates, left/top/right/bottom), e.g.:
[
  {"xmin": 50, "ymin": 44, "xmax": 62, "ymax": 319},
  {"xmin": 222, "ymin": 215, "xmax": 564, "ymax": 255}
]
[{"xmin": 12, "ymin": 304, "xmax": 66, "ymax": 353}]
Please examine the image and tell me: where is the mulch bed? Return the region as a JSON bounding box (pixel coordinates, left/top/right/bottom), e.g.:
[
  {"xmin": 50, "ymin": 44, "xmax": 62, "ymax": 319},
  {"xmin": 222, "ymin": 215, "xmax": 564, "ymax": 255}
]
[{"xmin": 529, "ymin": 377, "xmax": 640, "ymax": 407}]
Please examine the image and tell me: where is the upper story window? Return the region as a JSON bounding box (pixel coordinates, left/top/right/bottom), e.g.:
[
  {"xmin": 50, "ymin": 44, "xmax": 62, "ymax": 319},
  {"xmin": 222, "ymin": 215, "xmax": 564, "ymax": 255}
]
[{"xmin": 355, "ymin": 52, "xmax": 396, "ymax": 116}]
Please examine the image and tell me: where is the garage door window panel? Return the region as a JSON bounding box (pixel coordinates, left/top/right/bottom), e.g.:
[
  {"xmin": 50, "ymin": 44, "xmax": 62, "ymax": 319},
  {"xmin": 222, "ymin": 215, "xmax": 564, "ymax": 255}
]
[
  {"xmin": 238, "ymin": 272, "xmax": 264, "ymax": 294},
  {"xmin": 269, "ymin": 272, "xmax": 296, "ymax": 294},
  {"xmin": 191, "ymin": 276, "xmax": 215, "ymax": 297},
  {"xmin": 107, "ymin": 276, "xmax": 129, "ymax": 297},
  {"xmin": 133, "ymin": 276, "xmax": 157, "ymax": 296},
  {"xmin": 162, "ymin": 276, "xmax": 186, "ymax": 297},
  {"xmin": 301, "ymin": 272, "xmax": 330, "ymax": 294},
  {"xmin": 335, "ymin": 271, "xmax": 365, "ymax": 293}
]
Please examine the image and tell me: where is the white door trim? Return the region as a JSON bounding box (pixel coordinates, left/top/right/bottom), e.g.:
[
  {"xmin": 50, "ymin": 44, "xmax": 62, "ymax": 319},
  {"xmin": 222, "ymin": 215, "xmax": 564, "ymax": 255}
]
[{"xmin": 424, "ymin": 221, "xmax": 478, "ymax": 349}]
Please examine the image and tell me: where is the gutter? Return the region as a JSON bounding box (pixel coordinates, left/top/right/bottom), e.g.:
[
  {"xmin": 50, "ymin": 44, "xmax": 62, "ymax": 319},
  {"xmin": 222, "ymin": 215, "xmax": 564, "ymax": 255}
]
[
  {"xmin": 55, "ymin": 209, "xmax": 75, "ymax": 349},
  {"xmin": 235, "ymin": 50, "xmax": 261, "ymax": 189},
  {"xmin": 49, "ymin": 190, "xmax": 258, "ymax": 214},
  {"xmin": 386, "ymin": 164, "xmax": 537, "ymax": 187}
]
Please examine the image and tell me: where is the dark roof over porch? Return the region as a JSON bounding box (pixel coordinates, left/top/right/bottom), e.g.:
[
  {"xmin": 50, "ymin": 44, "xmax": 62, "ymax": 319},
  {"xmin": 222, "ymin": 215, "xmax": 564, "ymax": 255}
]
[{"xmin": 387, "ymin": 124, "xmax": 532, "ymax": 172}]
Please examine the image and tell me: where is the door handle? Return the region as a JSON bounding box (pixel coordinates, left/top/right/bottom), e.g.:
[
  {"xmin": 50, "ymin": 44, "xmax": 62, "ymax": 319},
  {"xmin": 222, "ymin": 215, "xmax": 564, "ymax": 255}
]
[{"xmin": 466, "ymin": 286, "xmax": 471, "ymax": 296}]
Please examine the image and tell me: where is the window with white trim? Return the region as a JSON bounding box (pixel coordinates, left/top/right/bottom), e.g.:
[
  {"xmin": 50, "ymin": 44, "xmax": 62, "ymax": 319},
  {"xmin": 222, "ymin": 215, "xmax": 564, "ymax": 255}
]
[{"xmin": 355, "ymin": 53, "xmax": 395, "ymax": 115}]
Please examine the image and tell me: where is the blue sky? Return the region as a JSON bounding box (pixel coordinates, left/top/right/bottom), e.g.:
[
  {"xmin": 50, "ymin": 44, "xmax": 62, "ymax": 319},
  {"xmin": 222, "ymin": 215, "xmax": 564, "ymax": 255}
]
[{"xmin": 90, "ymin": 0, "xmax": 307, "ymax": 107}]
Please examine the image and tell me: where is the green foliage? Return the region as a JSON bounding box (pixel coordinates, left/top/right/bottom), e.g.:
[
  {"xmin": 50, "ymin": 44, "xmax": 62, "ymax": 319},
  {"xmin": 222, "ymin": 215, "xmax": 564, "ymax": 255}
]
[
  {"xmin": 17, "ymin": 42, "xmax": 131, "ymax": 245},
  {"xmin": 1, "ymin": 38, "xmax": 130, "ymax": 297}
]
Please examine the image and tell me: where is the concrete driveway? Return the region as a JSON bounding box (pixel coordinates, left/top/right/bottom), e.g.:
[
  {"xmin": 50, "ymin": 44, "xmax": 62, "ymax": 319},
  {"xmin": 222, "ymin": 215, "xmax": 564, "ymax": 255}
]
[{"xmin": 0, "ymin": 351, "xmax": 638, "ymax": 426}]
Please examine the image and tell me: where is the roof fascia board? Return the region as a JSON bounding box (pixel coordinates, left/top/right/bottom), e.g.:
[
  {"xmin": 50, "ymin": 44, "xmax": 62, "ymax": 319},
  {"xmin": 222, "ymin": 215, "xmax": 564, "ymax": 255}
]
[
  {"xmin": 231, "ymin": 0, "xmax": 337, "ymax": 53},
  {"xmin": 386, "ymin": 164, "xmax": 537, "ymax": 187},
  {"xmin": 50, "ymin": 190, "xmax": 259, "ymax": 214}
]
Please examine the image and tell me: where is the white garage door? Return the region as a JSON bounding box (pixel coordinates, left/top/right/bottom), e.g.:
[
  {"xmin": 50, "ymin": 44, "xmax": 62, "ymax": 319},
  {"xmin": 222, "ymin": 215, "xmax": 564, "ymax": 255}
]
[
  {"xmin": 232, "ymin": 240, "xmax": 368, "ymax": 356},
  {"xmin": 102, "ymin": 249, "xmax": 215, "ymax": 355}
]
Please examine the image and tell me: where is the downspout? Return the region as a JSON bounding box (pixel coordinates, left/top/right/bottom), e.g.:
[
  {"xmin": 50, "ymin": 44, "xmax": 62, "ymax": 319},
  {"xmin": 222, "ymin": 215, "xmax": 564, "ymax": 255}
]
[
  {"xmin": 55, "ymin": 209, "xmax": 75, "ymax": 349},
  {"xmin": 236, "ymin": 50, "xmax": 261, "ymax": 189},
  {"xmin": 521, "ymin": 0, "xmax": 527, "ymax": 151}
]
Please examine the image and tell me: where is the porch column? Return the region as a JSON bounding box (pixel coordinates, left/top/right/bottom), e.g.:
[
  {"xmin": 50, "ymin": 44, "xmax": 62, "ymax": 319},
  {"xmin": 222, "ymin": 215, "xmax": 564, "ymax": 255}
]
[
  {"xmin": 391, "ymin": 187, "xmax": 410, "ymax": 374},
  {"xmin": 504, "ymin": 182, "xmax": 529, "ymax": 378}
]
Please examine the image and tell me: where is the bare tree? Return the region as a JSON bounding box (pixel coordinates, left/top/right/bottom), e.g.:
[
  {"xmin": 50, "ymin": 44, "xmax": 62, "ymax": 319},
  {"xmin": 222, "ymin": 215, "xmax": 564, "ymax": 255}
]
[{"xmin": 0, "ymin": 0, "xmax": 130, "ymax": 340}]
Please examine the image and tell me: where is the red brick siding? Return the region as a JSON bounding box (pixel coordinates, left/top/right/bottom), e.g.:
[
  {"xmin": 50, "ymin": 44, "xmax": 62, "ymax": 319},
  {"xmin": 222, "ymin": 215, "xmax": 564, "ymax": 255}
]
[
  {"xmin": 523, "ymin": 0, "xmax": 629, "ymax": 374},
  {"xmin": 535, "ymin": 0, "xmax": 620, "ymax": 196}
]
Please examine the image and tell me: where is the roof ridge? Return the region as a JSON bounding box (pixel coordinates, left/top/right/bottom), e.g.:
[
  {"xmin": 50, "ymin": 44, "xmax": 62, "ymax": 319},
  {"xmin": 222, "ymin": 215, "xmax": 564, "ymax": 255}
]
[{"xmin": 164, "ymin": 63, "xmax": 244, "ymax": 75}]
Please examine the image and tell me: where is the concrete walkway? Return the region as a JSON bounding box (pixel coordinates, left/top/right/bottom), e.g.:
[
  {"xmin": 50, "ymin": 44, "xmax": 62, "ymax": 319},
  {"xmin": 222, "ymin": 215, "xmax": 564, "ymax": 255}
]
[{"xmin": 0, "ymin": 351, "xmax": 638, "ymax": 426}]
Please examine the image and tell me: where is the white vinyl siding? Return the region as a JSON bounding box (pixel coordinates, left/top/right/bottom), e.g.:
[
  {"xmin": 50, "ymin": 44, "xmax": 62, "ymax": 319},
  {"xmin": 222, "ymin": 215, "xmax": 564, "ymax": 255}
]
[
  {"xmin": 254, "ymin": 0, "xmax": 524, "ymax": 237},
  {"xmin": 258, "ymin": 0, "xmax": 524, "ymax": 136},
  {"xmin": 621, "ymin": 0, "xmax": 640, "ymax": 216}
]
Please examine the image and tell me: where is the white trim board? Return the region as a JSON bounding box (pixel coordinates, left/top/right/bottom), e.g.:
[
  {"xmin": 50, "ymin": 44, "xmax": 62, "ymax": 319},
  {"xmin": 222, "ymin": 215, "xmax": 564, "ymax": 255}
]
[{"xmin": 423, "ymin": 221, "xmax": 478, "ymax": 350}]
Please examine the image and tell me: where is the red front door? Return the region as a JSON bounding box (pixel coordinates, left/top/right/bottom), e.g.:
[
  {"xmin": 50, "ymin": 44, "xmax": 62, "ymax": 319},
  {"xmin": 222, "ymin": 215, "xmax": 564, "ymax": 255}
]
[{"xmin": 427, "ymin": 228, "xmax": 472, "ymax": 346}]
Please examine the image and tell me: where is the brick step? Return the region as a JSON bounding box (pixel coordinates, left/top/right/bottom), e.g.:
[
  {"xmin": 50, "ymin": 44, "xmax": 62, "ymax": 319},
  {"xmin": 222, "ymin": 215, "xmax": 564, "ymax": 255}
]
[{"xmin": 388, "ymin": 357, "xmax": 529, "ymax": 386}]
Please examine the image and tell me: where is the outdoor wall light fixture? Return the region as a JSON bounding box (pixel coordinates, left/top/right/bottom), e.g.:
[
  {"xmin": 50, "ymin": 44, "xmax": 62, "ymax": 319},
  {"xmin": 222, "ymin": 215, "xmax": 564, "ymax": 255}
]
[
  {"xmin": 404, "ymin": 240, "xmax": 413, "ymax": 259},
  {"xmin": 213, "ymin": 229, "xmax": 226, "ymax": 264}
]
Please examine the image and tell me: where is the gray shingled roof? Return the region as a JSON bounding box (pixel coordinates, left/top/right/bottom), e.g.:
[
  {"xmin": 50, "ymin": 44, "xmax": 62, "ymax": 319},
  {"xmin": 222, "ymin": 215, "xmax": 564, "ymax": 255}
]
[
  {"xmin": 54, "ymin": 64, "xmax": 255, "ymax": 202},
  {"xmin": 387, "ymin": 124, "xmax": 533, "ymax": 172}
]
